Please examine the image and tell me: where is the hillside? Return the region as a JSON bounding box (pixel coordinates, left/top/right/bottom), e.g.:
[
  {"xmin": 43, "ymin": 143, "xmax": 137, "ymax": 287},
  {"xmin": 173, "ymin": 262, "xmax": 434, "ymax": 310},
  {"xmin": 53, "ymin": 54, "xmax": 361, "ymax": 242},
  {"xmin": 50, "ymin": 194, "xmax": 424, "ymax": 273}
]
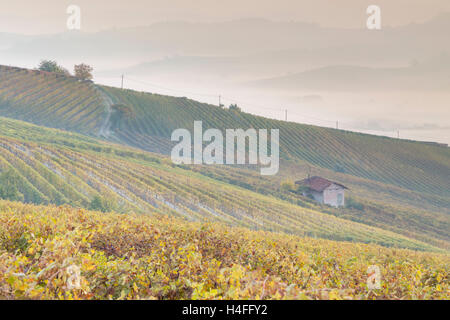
[
  {"xmin": 0, "ymin": 65, "xmax": 449, "ymax": 203},
  {"xmin": 3, "ymin": 14, "xmax": 450, "ymax": 74},
  {"xmin": 0, "ymin": 201, "xmax": 448, "ymax": 300},
  {"xmin": 0, "ymin": 116, "xmax": 443, "ymax": 252},
  {"xmin": 0, "ymin": 64, "xmax": 449, "ymax": 250}
]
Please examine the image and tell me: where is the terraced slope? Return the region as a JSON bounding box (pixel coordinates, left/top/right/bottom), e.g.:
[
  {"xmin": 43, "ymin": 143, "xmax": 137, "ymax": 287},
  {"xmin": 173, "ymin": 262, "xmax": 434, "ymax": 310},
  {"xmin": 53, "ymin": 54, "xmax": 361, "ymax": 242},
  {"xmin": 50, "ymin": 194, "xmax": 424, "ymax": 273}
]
[
  {"xmin": 188, "ymin": 161, "xmax": 450, "ymax": 250},
  {"xmin": 104, "ymin": 86, "xmax": 450, "ymax": 198},
  {"xmin": 0, "ymin": 65, "xmax": 448, "ymax": 201},
  {"xmin": 0, "ymin": 65, "xmax": 106, "ymax": 135},
  {"xmin": 0, "ymin": 117, "xmax": 442, "ymax": 252}
]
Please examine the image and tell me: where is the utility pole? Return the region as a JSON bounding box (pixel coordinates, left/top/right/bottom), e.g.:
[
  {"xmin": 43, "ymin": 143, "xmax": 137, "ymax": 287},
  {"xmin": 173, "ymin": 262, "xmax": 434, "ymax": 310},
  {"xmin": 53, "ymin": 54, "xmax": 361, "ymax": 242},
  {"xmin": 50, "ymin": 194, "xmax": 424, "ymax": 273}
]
[
  {"xmin": 285, "ymin": 109, "xmax": 288, "ymax": 121},
  {"xmin": 219, "ymin": 95, "xmax": 221, "ymax": 107},
  {"xmin": 397, "ymin": 130, "xmax": 400, "ymax": 139},
  {"xmin": 336, "ymin": 121, "xmax": 339, "ymax": 130},
  {"xmin": 121, "ymin": 74, "xmax": 124, "ymax": 89}
]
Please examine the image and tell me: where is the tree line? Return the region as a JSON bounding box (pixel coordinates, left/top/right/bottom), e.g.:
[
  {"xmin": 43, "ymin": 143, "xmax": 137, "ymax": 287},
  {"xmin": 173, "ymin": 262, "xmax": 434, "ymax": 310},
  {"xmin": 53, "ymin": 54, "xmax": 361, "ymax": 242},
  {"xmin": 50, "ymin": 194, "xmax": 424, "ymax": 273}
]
[{"xmin": 37, "ymin": 60, "xmax": 93, "ymax": 81}]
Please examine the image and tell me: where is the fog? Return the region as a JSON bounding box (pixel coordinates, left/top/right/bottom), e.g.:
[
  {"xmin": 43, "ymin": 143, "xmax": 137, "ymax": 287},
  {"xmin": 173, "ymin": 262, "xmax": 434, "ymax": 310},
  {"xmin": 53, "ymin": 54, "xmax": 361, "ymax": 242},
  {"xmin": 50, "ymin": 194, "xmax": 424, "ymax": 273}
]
[
  {"xmin": 2, "ymin": 0, "xmax": 450, "ymax": 34},
  {"xmin": 0, "ymin": 2, "xmax": 449, "ymax": 144}
]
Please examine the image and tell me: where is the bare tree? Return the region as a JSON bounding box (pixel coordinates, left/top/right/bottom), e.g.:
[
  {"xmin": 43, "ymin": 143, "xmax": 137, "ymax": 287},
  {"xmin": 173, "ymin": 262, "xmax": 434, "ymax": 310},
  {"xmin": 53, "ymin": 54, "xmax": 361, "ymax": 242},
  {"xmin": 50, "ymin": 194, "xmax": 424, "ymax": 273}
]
[{"xmin": 74, "ymin": 63, "xmax": 93, "ymax": 81}]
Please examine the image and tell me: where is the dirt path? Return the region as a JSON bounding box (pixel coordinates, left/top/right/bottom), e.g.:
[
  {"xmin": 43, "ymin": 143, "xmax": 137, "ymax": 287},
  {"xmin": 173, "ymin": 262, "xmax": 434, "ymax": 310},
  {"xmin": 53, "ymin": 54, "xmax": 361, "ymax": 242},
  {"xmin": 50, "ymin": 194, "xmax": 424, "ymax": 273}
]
[{"xmin": 94, "ymin": 85, "xmax": 115, "ymax": 138}]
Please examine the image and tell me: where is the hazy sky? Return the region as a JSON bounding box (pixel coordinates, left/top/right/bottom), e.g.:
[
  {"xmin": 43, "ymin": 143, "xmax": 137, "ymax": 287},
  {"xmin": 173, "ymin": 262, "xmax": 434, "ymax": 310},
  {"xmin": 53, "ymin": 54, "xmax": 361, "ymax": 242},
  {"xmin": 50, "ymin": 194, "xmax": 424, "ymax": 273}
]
[
  {"xmin": 1, "ymin": 0, "xmax": 449, "ymax": 144},
  {"xmin": 1, "ymin": 0, "xmax": 449, "ymax": 34}
]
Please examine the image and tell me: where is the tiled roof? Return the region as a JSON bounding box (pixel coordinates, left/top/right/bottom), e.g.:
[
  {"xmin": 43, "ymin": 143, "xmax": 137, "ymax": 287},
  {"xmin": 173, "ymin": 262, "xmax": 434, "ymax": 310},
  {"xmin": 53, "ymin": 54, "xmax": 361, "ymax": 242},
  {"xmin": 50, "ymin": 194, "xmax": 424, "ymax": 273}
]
[{"xmin": 295, "ymin": 176, "xmax": 348, "ymax": 192}]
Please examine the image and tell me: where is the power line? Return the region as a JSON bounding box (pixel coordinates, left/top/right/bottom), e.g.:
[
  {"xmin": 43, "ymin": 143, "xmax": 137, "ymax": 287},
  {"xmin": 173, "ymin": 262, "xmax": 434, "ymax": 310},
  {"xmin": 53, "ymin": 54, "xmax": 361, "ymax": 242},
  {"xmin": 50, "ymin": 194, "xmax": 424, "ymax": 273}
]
[
  {"xmin": 125, "ymin": 75, "xmax": 340, "ymax": 124},
  {"xmin": 125, "ymin": 76, "xmax": 219, "ymax": 98},
  {"xmin": 117, "ymin": 75, "xmax": 445, "ymax": 144},
  {"xmin": 123, "ymin": 75, "xmax": 370, "ymax": 127}
]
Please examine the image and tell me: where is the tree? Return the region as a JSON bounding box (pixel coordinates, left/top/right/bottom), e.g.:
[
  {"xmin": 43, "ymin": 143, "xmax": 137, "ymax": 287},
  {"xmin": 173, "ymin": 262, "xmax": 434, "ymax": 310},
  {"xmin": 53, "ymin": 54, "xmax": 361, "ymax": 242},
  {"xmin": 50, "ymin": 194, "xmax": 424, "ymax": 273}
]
[
  {"xmin": 74, "ymin": 63, "xmax": 93, "ymax": 81},
  {"xmin": 110, "ymin": 104, "xmax": 136, "ymax": 128},
  {"xmin": 229, "ymin": 104, "xmax": 241, "ymax": 112},
  {"xmin": 37, "ymin": 60, "xmax": 70, "ymax": 75}
]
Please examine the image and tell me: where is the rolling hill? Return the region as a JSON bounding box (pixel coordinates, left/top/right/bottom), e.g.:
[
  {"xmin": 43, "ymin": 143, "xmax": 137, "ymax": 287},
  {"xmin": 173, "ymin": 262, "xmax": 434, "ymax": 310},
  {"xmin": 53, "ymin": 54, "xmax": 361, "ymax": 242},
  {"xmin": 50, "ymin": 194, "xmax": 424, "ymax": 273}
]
[
  {"xmin": 0, "ymin": 64, "xmax": 449, "ymax": 252},
  {"xmin": 3, "ymin": 14, "xmax": 450, "ymax": 73},
  {"xmin": 248, "ymin": 54, "xmax": 450, "ymax": 92},
  {"xmin": 0, "ymin": 65, "xmax": 449, "ymax": 201},
  {"xmin": 0, "ymin": 116, "xmax": 442, "ymax": 252}
]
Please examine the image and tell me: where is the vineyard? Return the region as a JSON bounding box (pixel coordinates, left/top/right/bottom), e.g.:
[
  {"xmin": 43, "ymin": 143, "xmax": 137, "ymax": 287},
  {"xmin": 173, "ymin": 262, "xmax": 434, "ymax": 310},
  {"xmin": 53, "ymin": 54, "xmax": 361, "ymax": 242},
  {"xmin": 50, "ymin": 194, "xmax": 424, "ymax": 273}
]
[
  {"xmin": 0, "ymin": 117, "xmax": 446, "ymax": 251},
  {"xmin": 0, "ymin": 63, "xmax": 449, "ymax": 250},
  {"xmin": 100, "ymin": 85, "xmax": 450, "ymax": 200},
  {"xmin": 0, "ymin": 65, "xmax": 449, "ymax": 300},
  {"xmin": 0, "ymin": 201, "xmax": 448, "ymax": 300},
  {"xmin": 0, "ymin": 65, "xmax": 449, "ymax": 202},
  {"xmin": 0, "ymin": 66, "xmax": 105, "ymax": 135}
]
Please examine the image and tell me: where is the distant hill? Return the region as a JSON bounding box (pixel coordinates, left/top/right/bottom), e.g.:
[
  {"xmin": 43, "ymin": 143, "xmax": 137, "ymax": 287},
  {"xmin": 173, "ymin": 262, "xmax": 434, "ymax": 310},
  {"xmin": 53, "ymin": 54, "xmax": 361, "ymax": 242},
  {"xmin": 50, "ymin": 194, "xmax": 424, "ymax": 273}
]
[
  {"xmin": 2, "ymin": 14, "xmax": 450, "ymax": 74},
  {"xmin": 249, "ymin": 54, "xmax": 450, "ymax": 91}
]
